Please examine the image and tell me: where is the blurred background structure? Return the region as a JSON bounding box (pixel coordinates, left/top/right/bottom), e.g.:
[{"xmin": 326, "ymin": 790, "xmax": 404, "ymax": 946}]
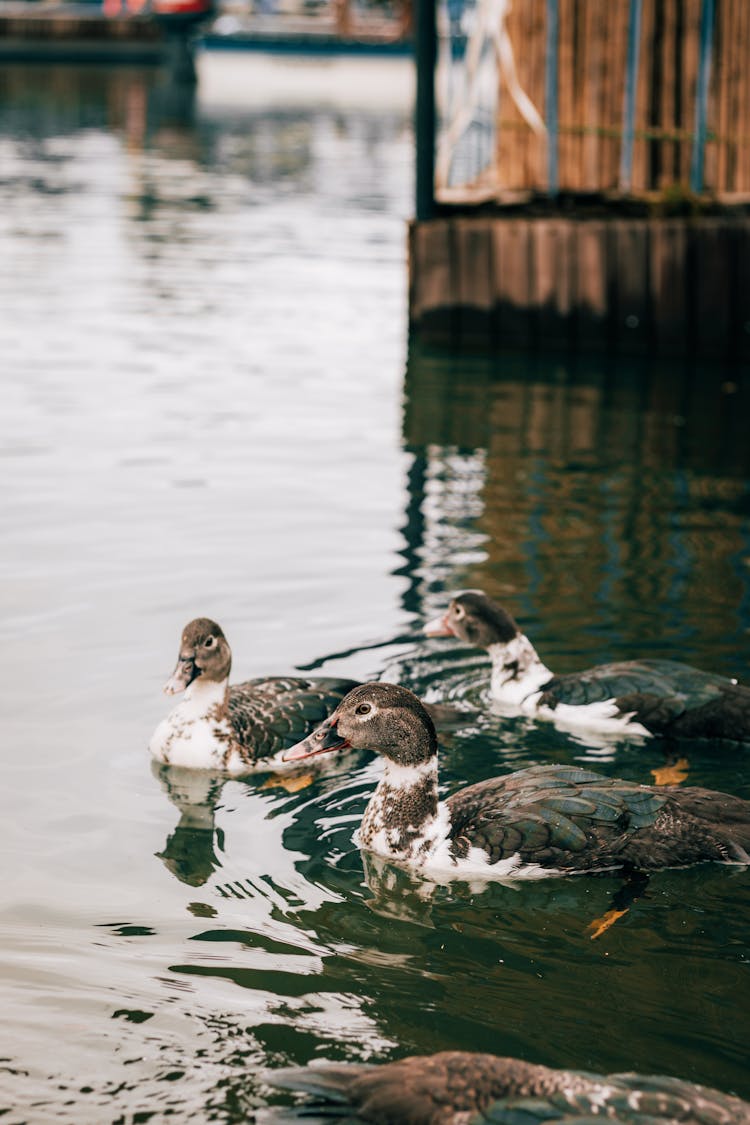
[
  {"xmin": 0, "ymin": 0, "xmax": 412, "ymax": 65},
  {"xmin": 411, "ymin": 0, "xmax": 750, "ymax": 359}
]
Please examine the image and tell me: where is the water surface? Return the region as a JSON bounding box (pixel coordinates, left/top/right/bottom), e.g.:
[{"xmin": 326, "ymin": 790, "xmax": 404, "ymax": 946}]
[{"xmin": 1, "ymin": 54, "xmax": 749, "ymax": 1124}]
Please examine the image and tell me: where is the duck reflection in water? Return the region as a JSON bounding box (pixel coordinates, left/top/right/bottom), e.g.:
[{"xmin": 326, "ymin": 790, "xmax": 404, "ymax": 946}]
[
  {"xmin": 360, "ymin": 849, "xmax": 649, "ymax": 939},
  {"xmin": 152, "ymin": 761, "xmax": 227, "ymax": 886},
  {"xmin": 151, "ymin": 754, "xmax": 367, "ymax": 888}
]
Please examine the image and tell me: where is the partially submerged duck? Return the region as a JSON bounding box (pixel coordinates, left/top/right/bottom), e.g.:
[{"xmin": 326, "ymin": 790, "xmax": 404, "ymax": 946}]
[
  {"xmin": 267, "ymin": 1049, "xmax": 750, "ymax": 1124},
  {"xmin": 282, "ymin": 682, "xmax": 750, "ymax": 878},
  {"xmin": 149, "ymin": 618, "xmax": 358, "ymax": 773},
  {"xmin": 425, "ymin": 591, "xmax": 750, "ymax": 745}
]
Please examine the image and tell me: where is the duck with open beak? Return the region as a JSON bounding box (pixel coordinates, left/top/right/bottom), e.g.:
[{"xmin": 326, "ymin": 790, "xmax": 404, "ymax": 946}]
[{"xmin": 281, "ymin": 710, "xmax": 351, "ymax": 761}]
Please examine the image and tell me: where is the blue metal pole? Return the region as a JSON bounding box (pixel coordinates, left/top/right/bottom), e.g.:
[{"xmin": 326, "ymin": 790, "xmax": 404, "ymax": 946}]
[
  {"xmin": 619, "ymin": 0, "xmax": 642, "ymax": 191},
  {"xmin": 690, "ymin": 0, "xmax": 715, "ymax": 194},
  {"xmin": 545, "ymin": 0, "xmax": 559, "ymax": 196}
]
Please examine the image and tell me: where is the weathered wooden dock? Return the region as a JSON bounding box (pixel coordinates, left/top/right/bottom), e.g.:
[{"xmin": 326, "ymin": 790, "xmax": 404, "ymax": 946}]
[
  {"xmin": 409, "ymin": 206, "xmax": 750, "ymax": 359},
  {"xmin": 0, "ymin": 0, "xmax": 411, "ymax": 61},
  {"xmin": 0, "ymin": 3, "xmax": 169, "ymax": 60},
  {"xmin": 410, "ymin": 0, "xmax": 750, "ymax": 359}
]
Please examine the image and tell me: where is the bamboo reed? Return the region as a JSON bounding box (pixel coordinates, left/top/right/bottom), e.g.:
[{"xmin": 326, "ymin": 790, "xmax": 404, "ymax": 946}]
[{"xmin": 439, "ymin": 0, "xmax": 750, "ymax": 200}]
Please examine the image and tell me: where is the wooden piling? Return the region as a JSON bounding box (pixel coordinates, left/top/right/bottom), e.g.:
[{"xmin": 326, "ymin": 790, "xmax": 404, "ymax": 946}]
[{"xmin": 409, "ymin": 212, "xmax": 750, "ymax": 360}]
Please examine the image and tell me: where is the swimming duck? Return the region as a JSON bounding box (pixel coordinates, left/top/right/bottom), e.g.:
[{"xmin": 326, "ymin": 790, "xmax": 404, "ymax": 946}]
[
  {"xmin": 267, "ymin": 1049, "xmax": 750, "ymax": 1124},
  {"xmin": 148, "ymin": 618, "xmax": 359, "ymax": 773},
  {"xmin": 424, "ymin": 591, "xmax": 750, "ymax": 744},
  {"xmin": 282, "ymin": 682, "xmax": 750, "ymax": 877}
]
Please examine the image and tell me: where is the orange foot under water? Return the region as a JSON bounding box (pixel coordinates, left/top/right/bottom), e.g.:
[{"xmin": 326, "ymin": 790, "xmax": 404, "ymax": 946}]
[
  {"xmin": 651, "ymin": 757, "xmax": 690, "ymax": 786},
  {"xmin": 261, "ymin": 771, "xmax": 316, "ymax": 794},
  {"xmin": 587, "ymin": 907, "xmax": 630, "ymax": 940}
]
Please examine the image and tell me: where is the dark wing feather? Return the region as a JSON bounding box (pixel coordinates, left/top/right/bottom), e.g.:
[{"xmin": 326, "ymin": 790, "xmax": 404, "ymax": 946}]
[
  {"xmin": 446, "ymin": 764, "xmax": 672, "ymax": 871},
  {"xmin": 615, "ymin": 683, "xmax": 750, "ymax": 742},
  {"xmin": 538, "ymin": 660, "xmax": 750, "ymax": 742},
  {"xmin": 227, "ymin": 677, "xmax": 358, "ymax": 760},
  {"xmin": 539, "ymin": 660, "xmax": 729, "ymax": 708}
]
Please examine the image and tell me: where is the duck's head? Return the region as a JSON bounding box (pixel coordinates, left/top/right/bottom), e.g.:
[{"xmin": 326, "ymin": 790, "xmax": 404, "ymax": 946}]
[
  {"xmin": 282, "ymin": 682, "xmax": 437, "ymax": 766},
  {"xmin": 163, "ymin": 618, "xmax": 232, "ymax": 695},
  {"xmin": 424, "ymin": 591, "xmax": 519, "ymax": 650}
]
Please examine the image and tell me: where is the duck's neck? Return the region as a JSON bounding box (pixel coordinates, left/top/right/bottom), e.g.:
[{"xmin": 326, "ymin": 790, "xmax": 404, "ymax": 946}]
[
  {"xmin": 488, "ymin": 633, "xmax": 552, "ymax": 705},
  {"xmin": 357, "ymin": 757, "xmax": 447, "ymax": 864},
  {"xmin": 180, "ymin": 676, "xmax": 230, "ymax": 718}
]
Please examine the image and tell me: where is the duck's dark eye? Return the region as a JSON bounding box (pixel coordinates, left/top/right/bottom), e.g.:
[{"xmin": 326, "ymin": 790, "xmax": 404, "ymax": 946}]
[
  {"xmin": 355, "ymin": 703, "xmax": 372, "ymax": 716},
  {"xmin": 204, "ymin": 636, "xmax": 216, "ymax": 648},
  {"xmin": 453, "ymin": 604, "xmax": 465, "ymax": 619}
]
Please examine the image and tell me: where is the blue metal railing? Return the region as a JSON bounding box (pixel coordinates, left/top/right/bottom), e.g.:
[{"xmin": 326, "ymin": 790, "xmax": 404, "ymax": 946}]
[
  {"xmin": 619, "ymin": 0, "xmax": 642, "ymax": 191},
  {"xmin": 690, "ymin": 0, "xmax": 716, "ymax": 193}
]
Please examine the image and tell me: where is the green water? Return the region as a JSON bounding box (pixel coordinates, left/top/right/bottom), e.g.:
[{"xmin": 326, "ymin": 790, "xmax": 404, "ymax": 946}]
[{"xmin": 1, "ymin": 57, "xmax": 749, "ymax": 1124}]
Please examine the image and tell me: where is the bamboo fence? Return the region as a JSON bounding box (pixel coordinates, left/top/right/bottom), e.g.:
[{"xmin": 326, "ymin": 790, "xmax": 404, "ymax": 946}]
[{"xmin": 437, "ymin": 0, "xmax": 750, "ymax": 199}]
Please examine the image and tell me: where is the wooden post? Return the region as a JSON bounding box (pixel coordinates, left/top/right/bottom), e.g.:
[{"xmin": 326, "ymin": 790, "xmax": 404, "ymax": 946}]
[
  {"xmin": 454, "ymin": 219, "xmax": 494, "ymax": 347},
  {"xmin": 409, "ymin": 219, "xmax": 456, "ymax": 345},
  {"xmin": 415, "ymin": 0, "xmax": 436, "ymax": 221},
  {"xmin": 545, "ymin": 0, "xmax": 559, "ymax": 195},
  {"xmin": 532, "ymin": 220, "xmax": 573, "ymax": 350},
  {"xmin": 610, "ymin": 221, "xmax": 649, "ymax": 354},
  {"xmin": 692, "ymin": 221, "xmax": 731, "ymax": 358},
  {"xmin": 650, "ymin": 220, "xmax": 688, "ymax": 357},
  {"xmin": 575, "ymin": 221, "xmax": 609, "ymax": 351},
  {"xmin": 492, "ymin": 220, "xmax": 533, "ymax": 349}
]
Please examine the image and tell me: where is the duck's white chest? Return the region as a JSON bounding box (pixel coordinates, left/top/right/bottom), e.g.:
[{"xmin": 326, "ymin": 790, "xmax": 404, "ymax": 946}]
[
  {"xmin": 354, "ymin": 763, "xmax": 448, "ymax": 864},
  {"xmin": 149, "ymin": 688, "xmax": 245, "ymax": 772},
  {"xmin": 487, "ymin": 640, "xmax": 652, "ymax": 738},
  {"xmin": 489, "ymin": 658, "xmax": 552, "ymax": 709}
]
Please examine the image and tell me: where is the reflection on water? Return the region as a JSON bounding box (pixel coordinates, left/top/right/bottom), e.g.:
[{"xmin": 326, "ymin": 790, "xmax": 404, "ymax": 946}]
[
  {"xmin": 152, "ymin": 763, "xmax": 227, "ymax": 886},
  {"xmin": 1, "ymin": 56, "xmax": 750, "ymax": 1125},
  {"xmin": 403, "ymin": 348, "xmax": 750, "ymax": 679}
]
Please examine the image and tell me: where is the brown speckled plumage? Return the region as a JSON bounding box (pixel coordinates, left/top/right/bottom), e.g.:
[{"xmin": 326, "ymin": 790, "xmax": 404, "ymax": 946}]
[
  {"xmin": 267, "ymin": 1050, "xmax": 750, "ymax": 1124},
  {"xmin": 358, "ymin": 771, "xmax": 438, "ymax": 857},
  {"xmin": 225, "ymin": 675, "xmax": 361, "ymax": 762},
  {"xmin": 151, "ymin": 618, "xmax": 358, "ymax": 769}
]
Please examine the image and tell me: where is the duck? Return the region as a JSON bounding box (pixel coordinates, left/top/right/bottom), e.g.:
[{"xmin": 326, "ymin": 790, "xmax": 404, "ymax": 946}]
[
  {"xmin": 281, "ymin": 682, "xmax": 750, "ymax": 878},
  {"xmin": 266, "ymin": 1049, "xmax": 750, "ymax": 1124},
  {"xmin": 148, "ymin": 618, "xmax": 359, "ymax": 773},
  {"xmin": 424, "ymin": 591, "xmax": 750, "ymax": 744}
]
